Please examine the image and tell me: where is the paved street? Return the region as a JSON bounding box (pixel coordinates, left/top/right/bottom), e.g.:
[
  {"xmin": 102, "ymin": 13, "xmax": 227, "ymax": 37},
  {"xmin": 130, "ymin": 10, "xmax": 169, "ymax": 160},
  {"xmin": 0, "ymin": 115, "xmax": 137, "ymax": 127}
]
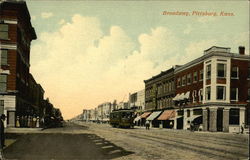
[
  {"xmin": 3, "ymin": 122, "xmax": 249, "ymax": 160},
  {"xmin": 4, "ymin": 123, "xmax": 133, "ymax": 160},
  {"xmin": 77, "ymin": 122, "xmax": 249, "ymax": 160}
]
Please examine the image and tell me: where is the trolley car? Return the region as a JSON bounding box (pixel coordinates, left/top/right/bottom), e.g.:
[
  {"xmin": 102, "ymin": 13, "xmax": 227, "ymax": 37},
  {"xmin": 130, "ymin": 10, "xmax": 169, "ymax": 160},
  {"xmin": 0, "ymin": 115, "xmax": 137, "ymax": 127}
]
[{"xmin": 109, "ymin": 109, "xmax": 135, "ymax": 128}]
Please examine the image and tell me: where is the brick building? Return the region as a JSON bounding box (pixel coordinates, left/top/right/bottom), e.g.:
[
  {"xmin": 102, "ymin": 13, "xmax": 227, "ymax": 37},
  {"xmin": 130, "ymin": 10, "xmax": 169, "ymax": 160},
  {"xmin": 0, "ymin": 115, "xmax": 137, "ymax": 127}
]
[
  {"xmin": 173, "ymin": 46, "xmax": 250, "ymax": 132},
  {"xmin": 143, "ymin": 67, "xmax": 178, "ymax": 128},
  {"xmin": 0, "ymin": 1, "xmax": 56, "ymax": 128}
]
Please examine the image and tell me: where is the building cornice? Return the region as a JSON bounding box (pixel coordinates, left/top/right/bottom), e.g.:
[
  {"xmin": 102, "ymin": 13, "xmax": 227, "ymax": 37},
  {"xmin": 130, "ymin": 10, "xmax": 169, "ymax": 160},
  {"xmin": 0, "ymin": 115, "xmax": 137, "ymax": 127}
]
[{"xmin": 175, "ymin": 52, "xmax": 250, "ymax": 74}]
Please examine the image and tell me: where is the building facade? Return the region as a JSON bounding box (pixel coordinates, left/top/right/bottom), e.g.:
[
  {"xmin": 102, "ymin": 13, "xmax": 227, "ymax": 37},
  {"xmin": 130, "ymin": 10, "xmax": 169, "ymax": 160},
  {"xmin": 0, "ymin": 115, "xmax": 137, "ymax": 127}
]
[
  {"xmin": 0, "ymin": 1, "xmax": 38, "ymax": 127},
  {"xmin": 143, "ymin": 67, "xmax": 178, "ymax": 128},
  {"xmin": 129, "ymin": 89, "xmax": 145, "ymax": 111},
  {"xmin": 173, "ymin": 46, "xmax": 250, "ymax": 132},
  {"xmin": 0, "ymin": 1, "xmax": 60, "ymax": 128},
  {"xmin": 144, "ymin": 67, "xmax": 176, "ymax": 111}
]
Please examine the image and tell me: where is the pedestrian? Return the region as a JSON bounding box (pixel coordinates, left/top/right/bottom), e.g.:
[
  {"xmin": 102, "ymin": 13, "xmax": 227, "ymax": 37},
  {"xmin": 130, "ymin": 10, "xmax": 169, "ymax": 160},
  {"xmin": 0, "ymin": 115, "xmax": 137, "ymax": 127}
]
[
  {"xmin": 241, "ymin": 123, "xmax": 244, "ymax": 134},
  {"xmin": 145, "ymin": 120, "xmax": 150, "ymax": 130},
  {"xmin": 0, "ymin": 114, "xmax": 6, "ymax": 160},
  {"xmin": 16, "ymin": 116, "xmax": 20, "ymax": 127}
]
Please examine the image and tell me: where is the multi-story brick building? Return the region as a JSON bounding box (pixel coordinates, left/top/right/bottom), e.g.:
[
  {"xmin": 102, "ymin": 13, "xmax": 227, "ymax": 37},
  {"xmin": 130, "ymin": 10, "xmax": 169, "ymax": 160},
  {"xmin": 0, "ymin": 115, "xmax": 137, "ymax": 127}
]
[
  {"xmin": 143, "ymin": 67, "xmax": 178, "ymax": 128},
  {"xmin": 144, "ymin": 67, "xmax": 177, "ymax": 111},
  {"xmin": 0, "ymin": 1, "xmax": 55, "ymax": 128},
  {"xmin": 0, "ymin": 1, "xmax": 38, "ymax": 127},
  {"xmin": 173, "ymin": 46, "xmax": 250, "ymax": 132}
]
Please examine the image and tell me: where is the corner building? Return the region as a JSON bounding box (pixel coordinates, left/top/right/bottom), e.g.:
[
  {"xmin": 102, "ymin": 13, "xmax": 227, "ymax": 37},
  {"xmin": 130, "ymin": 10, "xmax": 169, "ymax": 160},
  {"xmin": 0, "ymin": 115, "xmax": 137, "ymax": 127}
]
[
  {"xmin": 174, "ymin": 46, "xmax": 250, "ymax": 132},
  {"xmin": 0, "ymin": 1, "xmax": 37, "ymax": 127}
]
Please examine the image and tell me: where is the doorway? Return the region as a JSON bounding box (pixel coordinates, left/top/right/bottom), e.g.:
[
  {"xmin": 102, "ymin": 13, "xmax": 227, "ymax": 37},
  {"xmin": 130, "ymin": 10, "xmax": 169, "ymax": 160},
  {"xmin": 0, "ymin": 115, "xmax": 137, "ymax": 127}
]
[{"xmin": 217, "ymin": 108, "xmax": 223, "ymax": 132}]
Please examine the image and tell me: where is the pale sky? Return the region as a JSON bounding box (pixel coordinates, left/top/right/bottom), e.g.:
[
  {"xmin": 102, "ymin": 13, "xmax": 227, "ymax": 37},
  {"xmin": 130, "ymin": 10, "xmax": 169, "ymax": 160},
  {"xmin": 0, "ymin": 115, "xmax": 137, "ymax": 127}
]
[{"xmin": 26, "ymin": 1, "xmax": 249, "ymax": 119}]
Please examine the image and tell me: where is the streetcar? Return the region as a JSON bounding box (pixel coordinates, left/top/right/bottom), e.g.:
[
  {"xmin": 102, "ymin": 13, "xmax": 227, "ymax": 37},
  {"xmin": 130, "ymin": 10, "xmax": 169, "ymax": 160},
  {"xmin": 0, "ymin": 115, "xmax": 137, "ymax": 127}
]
[{"xmin": 109, "ymin": 109, "xmax": 135, "ymax": 128}]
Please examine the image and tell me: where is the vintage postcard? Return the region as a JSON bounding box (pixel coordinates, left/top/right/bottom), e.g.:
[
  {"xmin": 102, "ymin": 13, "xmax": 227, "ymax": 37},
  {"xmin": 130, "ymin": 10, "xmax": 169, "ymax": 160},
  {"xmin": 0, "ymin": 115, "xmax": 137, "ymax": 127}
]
[{"xmin": 0, "ymin": 0, "xmax": 249, "ymax": 159}]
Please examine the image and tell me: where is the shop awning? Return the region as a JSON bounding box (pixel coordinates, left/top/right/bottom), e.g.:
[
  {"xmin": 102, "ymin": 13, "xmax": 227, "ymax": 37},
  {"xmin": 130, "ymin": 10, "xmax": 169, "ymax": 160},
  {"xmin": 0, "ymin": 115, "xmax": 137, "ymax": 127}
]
[
  {"xmin": 173, "ymin": 94, "xmax": 180, "ymax": 101},
  {"xmin": 169, "ymin": 115, "xmax": 183, "ymax": 120},
  {"xmin": 184, "ymin": 91, "xmax": 190, "ymax": 99},
  {"xmin": 179, "ymin": 93, "xmax": 185, "ymax": 100},
  {"xmin": 157, "ymin": 110, "xmax": 175, "ymax": 120},
  {"xmin": 140, "ymin": 112, "xmax": 151, "ymax": 119},
  {"xmin": 187, "ymin": 115, "xmax": 202, "ymax": 122},
  {"xmin": 133, "ymin": 116, "xmax": 141, "ymax": 123},
  {"xmin": 146, "ymin": 111, "xmax": 162, "ymax": 121}
]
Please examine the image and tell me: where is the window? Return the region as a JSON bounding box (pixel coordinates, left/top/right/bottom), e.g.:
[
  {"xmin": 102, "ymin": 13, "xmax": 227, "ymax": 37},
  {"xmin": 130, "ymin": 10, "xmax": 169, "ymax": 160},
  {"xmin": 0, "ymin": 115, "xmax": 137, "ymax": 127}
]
[
  {"xmin": 0, "ymin": 75, "xmax": 7, "ymax": 92},
  {"xmin": 0, "ymin": 24, "xmax": 8, "ymax": 39},
  {"xmin": 230, "ymin": 88, "xmax": 238, "ymax": 101},
  {"xmin": 229, "ymin": 109, "xmax": 239, "ymax": 125},
  {"xmin": 187, "ymin": 110, "xmax": 190, "ymax": 117},
  {"xmin": 193, "ymin": 72, "xmax": 197, "ymax": 82},
  {"xmin": 206, "ymin": 86, "xmax": 211, "ymax": 100},
  {"xmin": 0, "ymin": 100, "xmax": 4, "ymax": 115},
  {"xmin": 217, "ymin": 86, "xmax": 226, "ymax": 100},
  {"xmin": 248, "ymin": 89, "xmax": 250, "ymax": 101},
  {"xmin": 206, "ymin": 65, "xmax": 211, "ymax": 79},
  {"xmin": 200, "ymin": 69, "xmax": 203, "ymax": 81},
  {"xmin": 0, "ymin": 50, "xmax": 8, "ymax": 65},
  {"xmin": 217, "ymin": 63, "xmax": 226, "ymax": 78},
  {"xmin": 182, "ymin": 75, "xmax": 186, "ymax": 86},
  {"xmin": 231, "ymin": 66, "xmax": 238, "ymax": 78},
  {"xmin": 177, "ymin": 78, "xmax": 181, "ymax": 87},
  {"xmin": 199, "ymin": 89, "xmax": 203, "ymax": 101},
  {"xmin": 187, "ymin": 74, "xmax": 191, "ymax": 85},
  {"xmin": 248, "ymin": 67, "xmax": 250, "ymax": 79},
  {"xmin": 169, "ymin": 82, "xmax": 172, "ymax": 91},
  {"xmin": 192, "ymin": 90, "xmax": 197, "ymax": 103}
]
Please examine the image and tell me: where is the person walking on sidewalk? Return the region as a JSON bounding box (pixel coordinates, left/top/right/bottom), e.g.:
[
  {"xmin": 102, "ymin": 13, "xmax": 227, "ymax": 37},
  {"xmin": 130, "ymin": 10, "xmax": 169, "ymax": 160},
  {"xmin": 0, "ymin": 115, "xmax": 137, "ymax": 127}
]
[
  {"xmin": 241, "ymin": 123, "xmax": 244, "ymax": 134},
  {"xmin": 0, "ymin": 114, "xmax": 6, "ymax": 160},
  {"xmin": 145, "ymin": 120, "xmax": 150, "ymax": 130}
]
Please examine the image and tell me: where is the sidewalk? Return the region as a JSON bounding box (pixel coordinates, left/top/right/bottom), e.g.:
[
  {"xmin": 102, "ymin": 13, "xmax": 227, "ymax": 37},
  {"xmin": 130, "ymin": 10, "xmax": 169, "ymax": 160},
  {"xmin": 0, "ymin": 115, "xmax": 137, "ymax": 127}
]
[{"xmin": 5, "ymin": 127, "xmax": 43, "ymax": 134}]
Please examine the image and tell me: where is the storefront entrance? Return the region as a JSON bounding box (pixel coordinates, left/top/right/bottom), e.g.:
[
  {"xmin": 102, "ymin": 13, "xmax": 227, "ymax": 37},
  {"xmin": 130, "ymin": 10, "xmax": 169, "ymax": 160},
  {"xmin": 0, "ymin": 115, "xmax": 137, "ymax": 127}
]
[
  {"xmin": 217, "ymin": 108, "xmax": 223, "ymax": 132},
  {"xmin": 177, "ymin": 117, "xmax": 183, "ymax": 129}
]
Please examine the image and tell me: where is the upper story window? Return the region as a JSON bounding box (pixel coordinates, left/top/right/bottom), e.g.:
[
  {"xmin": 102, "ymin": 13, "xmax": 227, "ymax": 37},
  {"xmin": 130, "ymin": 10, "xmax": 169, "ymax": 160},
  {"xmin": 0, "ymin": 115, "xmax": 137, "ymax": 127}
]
[
  {"xmin": 231, "ymin": 66, "xmax": 238, "ymax": 79},
  {"xmin": 0, "ymin": 24, "xmax": 9, "ymax": 40},
  {"xmin": 248, "ymin": 89, "xmax": 250, "ymax": 101},
  {"xmin": 182, "ymin": 75, "xmax": 186, "ymax": 86},
  {"xmin": 0, "ymin": 100, "xmax": 4, "ymax": 115},
  {"xmin": 0, "ymin": 74, "xmax": 7, "ymax": 92},
  {"xmin": 0, "ymin": 50, "xmax": 8, "ymax": 65},
  {"xmin": 200, "ymin": 69, "xmax": 203, "ymax": 81},
  {"xmin": 187, "ymin": 74, "xmax": 191, "ymax": 85},
  {"xmin": 206, "ymin": 86, "xmax": 211, "ymax": 100},
  {"xmin": 165, "ymin": 83, "xmax": 169, "ymax": 92},
  {"xmin": 248, "ymin": 67, "xmax": 250, "ymax": 79},
  {"xmin": 217, "ymin": 63, "xmax": 226, "ymax": 78},
  {"xmin": 187, "ymin": 110, "xmax": 190, "ymax": 117},
  {"xmin": 230, "ymin": 88, "xmax": 238, "ymax": 101},
  {"xmin": 169, "ymin": 82, "xmax": 172, "ymax": 91},
  {"xmin": 193, "ymin": 71, "xmax": 197, "ymax": 83},
  {"xmin": 206, "ymin": 65, "xmax": 211, "ymax": 79},
  {"xmin": 177, "ymin": 78, "xmax": 181, "ymax": 87},
  {"xmin": 199, "ymin": 89, "xmax": 203, "ymax": 101},
  {"xmin": 217, "ymin": 86, "xmax": 226, "ymax": 100},
  {"xmin": 192, "ymin": 90, "xmax": 197, "ymax": 103}
]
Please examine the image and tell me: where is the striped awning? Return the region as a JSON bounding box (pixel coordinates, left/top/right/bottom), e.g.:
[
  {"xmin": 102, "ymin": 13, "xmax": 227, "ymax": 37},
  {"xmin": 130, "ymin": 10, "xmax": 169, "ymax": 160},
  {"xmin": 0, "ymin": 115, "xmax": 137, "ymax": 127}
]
[
  {"xmin": 157, "ymin": 110, "xmax": 176, "ymax": 120},
  {"xmin": 140, "ymin": 112, "xmax": 151, "ymax": 119},
  {"xmin": 133, "ymin": 116, "xmax": 141, "ymax": 122},
  {"xmin": 146, "ymin": 111, "xmax": 162, "ymax": 121}
]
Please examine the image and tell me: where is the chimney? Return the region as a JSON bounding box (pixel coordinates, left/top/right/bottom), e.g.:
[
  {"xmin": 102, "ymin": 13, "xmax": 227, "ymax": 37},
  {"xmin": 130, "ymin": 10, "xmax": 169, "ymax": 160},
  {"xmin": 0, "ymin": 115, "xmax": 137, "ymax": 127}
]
[{"xmin": 239, "ymin": 46, "xmax": 245, "ymax": 55}]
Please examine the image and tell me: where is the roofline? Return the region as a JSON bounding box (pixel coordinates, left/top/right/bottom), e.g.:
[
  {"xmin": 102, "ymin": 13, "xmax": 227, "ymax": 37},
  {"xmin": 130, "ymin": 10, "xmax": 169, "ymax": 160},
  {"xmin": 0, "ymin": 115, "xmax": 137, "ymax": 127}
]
[
  {"xmin": 144, "ymin": 66, "xmax": 177, "ymax": 83},
  {"xmin": 175, "ymin": 51, "xmax": 250, "ymax": 74},
  {"xmin": 0, "ymin": 0, "xmax": 37, "ymax": 40}
]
